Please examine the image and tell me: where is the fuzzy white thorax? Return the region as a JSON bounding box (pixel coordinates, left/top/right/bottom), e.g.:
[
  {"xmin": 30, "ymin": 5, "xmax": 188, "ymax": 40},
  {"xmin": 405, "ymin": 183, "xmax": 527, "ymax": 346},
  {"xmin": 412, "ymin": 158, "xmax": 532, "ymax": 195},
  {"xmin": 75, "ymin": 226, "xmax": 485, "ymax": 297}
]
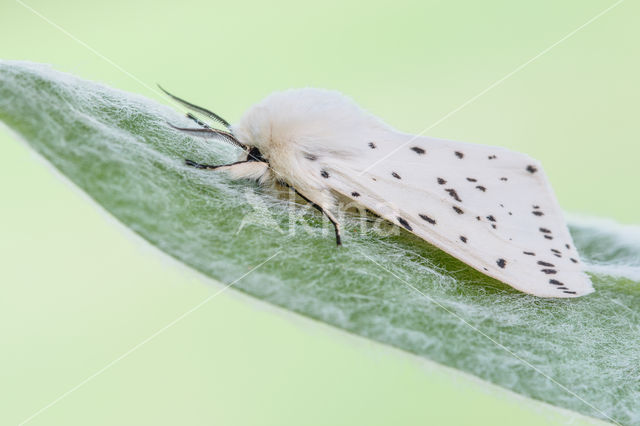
[{"xmin": 231, "ymin": 88, "xmax": 394, "ymax": 210}]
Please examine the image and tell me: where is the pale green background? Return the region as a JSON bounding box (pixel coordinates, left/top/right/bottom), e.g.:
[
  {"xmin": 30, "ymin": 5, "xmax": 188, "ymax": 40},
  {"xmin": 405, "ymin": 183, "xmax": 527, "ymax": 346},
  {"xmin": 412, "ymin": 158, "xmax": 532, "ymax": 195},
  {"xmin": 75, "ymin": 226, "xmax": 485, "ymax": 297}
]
[{"xmin": 1, "ymin": 0, "xmax": 636, "ymax": 424}]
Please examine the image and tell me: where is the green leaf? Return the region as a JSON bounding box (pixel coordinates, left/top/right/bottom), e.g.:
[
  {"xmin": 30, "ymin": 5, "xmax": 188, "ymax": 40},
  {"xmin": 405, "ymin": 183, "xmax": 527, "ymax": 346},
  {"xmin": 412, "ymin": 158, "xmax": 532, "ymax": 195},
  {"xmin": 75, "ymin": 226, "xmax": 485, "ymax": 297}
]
[{"xmin": 1, "ymin": 61, "xmax": 638, "ymax": 424}]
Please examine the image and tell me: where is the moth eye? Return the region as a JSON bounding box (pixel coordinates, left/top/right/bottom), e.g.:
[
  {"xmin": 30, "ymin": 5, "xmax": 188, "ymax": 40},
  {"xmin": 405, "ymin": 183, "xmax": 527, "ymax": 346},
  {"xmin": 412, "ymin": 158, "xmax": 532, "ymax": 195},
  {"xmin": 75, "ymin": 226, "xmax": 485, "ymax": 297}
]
[{"xmin": 247, "ymin": 146, "xmax": 266, "ymax": 162}]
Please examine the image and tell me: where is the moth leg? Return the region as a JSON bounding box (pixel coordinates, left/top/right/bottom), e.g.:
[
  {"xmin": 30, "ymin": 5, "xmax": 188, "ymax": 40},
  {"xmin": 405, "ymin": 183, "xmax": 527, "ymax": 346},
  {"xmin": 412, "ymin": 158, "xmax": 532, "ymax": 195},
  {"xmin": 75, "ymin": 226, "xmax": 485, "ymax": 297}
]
[
  {"xmin": 293, "ymin": 189, "xmax": 342, "ymax": 246},
  {"xmin": 184, "ymin": 159, "xmax": 247, "ymax": 170},
  {"xmin": 186, "ymin": 159, "xmax": 270, "ymax": 182},
  {"xmin": 324, "ymin": 209, "xmax": 342, "ymax": 247}
]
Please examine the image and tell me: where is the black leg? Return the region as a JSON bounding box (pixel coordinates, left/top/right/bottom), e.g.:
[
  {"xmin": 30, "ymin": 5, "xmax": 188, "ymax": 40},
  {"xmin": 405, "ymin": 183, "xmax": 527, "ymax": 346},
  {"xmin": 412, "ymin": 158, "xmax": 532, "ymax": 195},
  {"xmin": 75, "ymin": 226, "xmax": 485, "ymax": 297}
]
[
  {"xmin": 185, "ymin": 159, "xmax": 217, "ymax": 169},
  {"xmin": 185, "ymin": 159, "xmax": 251, "ymax": 170},
  {"xmin": 293, "ymin": 188, "xmax": 342, "ymax": 246}
]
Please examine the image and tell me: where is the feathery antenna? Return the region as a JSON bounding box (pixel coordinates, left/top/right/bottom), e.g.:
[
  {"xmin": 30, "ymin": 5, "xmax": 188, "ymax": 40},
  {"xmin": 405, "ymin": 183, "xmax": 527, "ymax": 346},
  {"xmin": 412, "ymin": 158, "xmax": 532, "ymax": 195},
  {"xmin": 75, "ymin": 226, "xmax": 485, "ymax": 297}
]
[
  {"xmin": 166, "ymin": 122, "xmax": 247, "ymax": 150},
  {"xmin": 157, "ymin": 84, "xmax": 231, "ymax": 129}
]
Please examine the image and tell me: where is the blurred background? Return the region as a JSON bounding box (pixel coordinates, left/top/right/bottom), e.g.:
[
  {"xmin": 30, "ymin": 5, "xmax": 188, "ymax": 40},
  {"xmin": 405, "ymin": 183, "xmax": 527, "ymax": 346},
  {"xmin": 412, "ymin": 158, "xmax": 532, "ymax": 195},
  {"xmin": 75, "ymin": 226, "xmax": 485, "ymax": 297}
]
[{"xmin": 1, "ymin": 0, "xmax": 636, "ymax": 424}]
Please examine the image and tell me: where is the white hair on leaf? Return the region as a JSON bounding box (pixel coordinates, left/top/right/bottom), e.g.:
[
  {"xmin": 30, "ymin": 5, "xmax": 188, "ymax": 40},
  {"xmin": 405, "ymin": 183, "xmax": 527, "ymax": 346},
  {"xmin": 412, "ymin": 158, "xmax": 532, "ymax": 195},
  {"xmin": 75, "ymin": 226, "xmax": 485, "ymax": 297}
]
[{"xmin": 173, "ymin": 87, "xmax": 594, "ymax": 298}]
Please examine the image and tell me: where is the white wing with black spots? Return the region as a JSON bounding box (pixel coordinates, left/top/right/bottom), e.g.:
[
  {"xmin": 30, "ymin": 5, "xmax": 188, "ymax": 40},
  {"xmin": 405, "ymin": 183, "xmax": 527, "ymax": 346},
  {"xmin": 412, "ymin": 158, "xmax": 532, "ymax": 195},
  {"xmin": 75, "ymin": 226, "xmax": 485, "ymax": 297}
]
[
  {"xmin": 323, "ymin": 132, "xmax": 593, "ymax": 298},
  {"xmin": 226, "ymin": 88, "xmax": 593, "ymax": 297}
]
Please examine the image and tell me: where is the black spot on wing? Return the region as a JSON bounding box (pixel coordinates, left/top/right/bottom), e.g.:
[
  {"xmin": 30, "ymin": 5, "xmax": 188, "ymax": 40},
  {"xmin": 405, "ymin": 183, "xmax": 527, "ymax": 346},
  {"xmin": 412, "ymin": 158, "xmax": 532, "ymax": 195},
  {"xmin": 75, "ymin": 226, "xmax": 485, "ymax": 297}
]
[
  {"xmin": 391, "ymin": 172, "xmax": 401, "ymax": 179},
  {"xmin": 419, "ymin": 214, "xmax": 436, "ymax": 224},
  {"xmin": 411, "ymin": 146, "xmax": 425, "ymax": 154},
  {"xmin": 488, "ymin": 155, "xmax": 497, "ymax": 159},
  {"xmin": 541, "ymin": 269, "xmax": 557, "ymax": 275},
  {"xmin": 445, "ymin": 188, "xmax": 462, "ymax": 202},
  {"xmin": 523, "ymin": 251, "xmax": 536, "ymax": 256},
  {"xmin": 304, "ymin": 153, "xmax": 317, "ymax": 161},
  {"xmin": 539, "ymin": 227, "xmax": 551, "ymax": 234},
  {"xmin": 537, "ymin": 261, "xmax": 555, "ymax": 267},
  {"xmin": 452, "ymin": 206, "xmax": 464, "ymax": 214},
  {"xmin": 459, "ymin": 236, "xmax": 468, "ymax": 243},
  {"xmin": 496, "ymin": 258, "xmax": 506, "ymax": 268},
  {"xmin": 526, "ymin": 165, "xmax": 538, "ymax": 174},
  {"xmin": 455, "ymin": 151, "xmax": 464, "ymax": 159},
  {"xmin": 486, "ymin": 215, "xmax": 496, "ymax": 222},
  {"xmin": 397, "ymin": 217, "xmax": 412, "ymax": 231},
  {"xmin": 532, "ymin": 211, "xmax": 544, "ymax": 216},
  {"xmin": 500, "ymin": 177, "xmax": 508, "ymax": 181},
  {"xmin": 466, "ymin": 177, "xmax": 477, "ymax": 182},
  {"xmin": 544, "ymin": 235, "xmax": 553, "ymax": 240},
  {"xmin": 549, "ymin": 279, "xmax": 564, "ymax": 286},
  {"xmin": 551, "ymin": 249, "xmax": 561, "ymax": 254},
  {"xmin": 320, "ymin": 170, "xmax": 329, "ymax": 178},
  {"xmin": 565, "ymin": 244, "xmax": 571, "ymax": 249},
  {"xmin": 437, "ymin": 177, "xmax": 447, "ymax": 185},
  {"xmin": 368, "ymin": 142, "xmax": 376, "ymax": 149},
  {"xmin": 351, "ymin": 192, "xmax": 360, "ymax": 197},
  {"xmin": 563, "ymin": 291, "xmax": 577, "ymax": 294},
  {"xmin": 570, "ymin": 258, "xmax": 578, "ymax": 263},
  {"xmin": 476, "ymin": 185, "xmax": 486, "ymax": 192}
]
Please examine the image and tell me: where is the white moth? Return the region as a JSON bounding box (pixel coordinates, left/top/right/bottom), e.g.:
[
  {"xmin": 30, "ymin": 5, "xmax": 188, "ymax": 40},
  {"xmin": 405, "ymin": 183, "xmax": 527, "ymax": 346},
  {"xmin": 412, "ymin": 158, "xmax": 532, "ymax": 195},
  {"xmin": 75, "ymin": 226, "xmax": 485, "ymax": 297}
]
[{"xmin": 161, "ymin": 87, "xmax": 594, "ymax": 298}]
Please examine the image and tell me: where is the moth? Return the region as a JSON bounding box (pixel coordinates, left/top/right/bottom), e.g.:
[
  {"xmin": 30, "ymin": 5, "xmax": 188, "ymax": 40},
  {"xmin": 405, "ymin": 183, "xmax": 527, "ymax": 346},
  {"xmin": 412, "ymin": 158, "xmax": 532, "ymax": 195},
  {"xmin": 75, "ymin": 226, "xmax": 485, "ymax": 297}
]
[{"xmin": 160, "ymin": 86, "xmax": 593, "ymax": 298}]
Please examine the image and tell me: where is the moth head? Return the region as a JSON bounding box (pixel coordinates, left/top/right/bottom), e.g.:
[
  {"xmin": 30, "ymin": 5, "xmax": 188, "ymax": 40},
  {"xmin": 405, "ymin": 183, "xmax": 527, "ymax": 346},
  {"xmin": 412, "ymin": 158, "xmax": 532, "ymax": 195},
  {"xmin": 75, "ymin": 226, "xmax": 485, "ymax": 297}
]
[
  {"xmin": 163, "ymin": 86, "xmax": 381, "ymax": 164},
  {"xmin": 231, "ymin": 105, "xmax": 273, "ymax": 155}
]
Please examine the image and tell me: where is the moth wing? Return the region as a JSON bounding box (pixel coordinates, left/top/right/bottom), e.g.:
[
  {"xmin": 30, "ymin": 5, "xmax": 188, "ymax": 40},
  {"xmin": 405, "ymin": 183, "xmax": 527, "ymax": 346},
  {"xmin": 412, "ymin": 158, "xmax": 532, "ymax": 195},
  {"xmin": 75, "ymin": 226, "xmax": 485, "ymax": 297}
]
[{"xmin": 324, "ymin": 133, "xmax": 593, "ymax": 298}]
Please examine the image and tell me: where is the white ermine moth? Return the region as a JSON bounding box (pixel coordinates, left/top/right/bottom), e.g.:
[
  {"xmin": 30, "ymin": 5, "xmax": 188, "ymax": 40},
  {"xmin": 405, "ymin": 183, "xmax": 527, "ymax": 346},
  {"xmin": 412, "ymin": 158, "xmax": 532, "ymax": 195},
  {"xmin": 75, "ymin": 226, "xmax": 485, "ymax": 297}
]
[{"xmin": 161, "ymin": 86, "xmax": 593, "ymax": 298}]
